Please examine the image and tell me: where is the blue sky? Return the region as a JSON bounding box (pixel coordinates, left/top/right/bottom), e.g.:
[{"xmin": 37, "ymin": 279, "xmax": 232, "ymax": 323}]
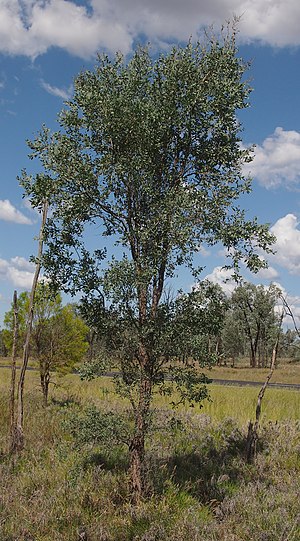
[{"xmin": 1, "ymin": 0, "xmax": 300, "ymax": 326}]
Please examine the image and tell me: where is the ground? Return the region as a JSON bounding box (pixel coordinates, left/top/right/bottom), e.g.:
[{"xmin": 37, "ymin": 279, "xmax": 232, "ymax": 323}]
[{"xmin": 0, "ymin": 363, "xmax": 299, "ymax": 540}]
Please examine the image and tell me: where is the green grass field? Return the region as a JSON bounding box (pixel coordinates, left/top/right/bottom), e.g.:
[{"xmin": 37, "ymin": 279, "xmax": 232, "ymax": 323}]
[
  {"xmin": 1, "ymin": 366, "xmax": 299, "ymax": 424},
  {"xmin": 2, "ymin": 355, "xmax": 300, "ymax": 383}
]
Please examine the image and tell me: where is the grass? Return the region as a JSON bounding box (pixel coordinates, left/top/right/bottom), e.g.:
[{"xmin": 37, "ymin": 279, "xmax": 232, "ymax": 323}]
[
  {"xmin": 0, "ymin": 366, "xmax": 299, "ymax": 540},
  {"xmin": 0, "ymin": 355, "xmax": 38, "ymax": 368},
  {"xmin": 0, "ymin": 367, "xmax": 299, "ymax": 425},
  {"xmin": 2, "ymin": 355, "xmax": 300, "ymax": 384},
  {"xmin": 204, "ymin": 361, "xmax": 300, "ymax": 385}
]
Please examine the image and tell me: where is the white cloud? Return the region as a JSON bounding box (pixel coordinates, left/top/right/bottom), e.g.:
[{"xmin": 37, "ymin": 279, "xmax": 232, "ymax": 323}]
[
  {"xmin": 40, "ymin": 79, "xmax": 72, "ymax": 100},
  {"xmin": 0, "ymin": 0, "xmax": 132, "ymax": 58},
  {"xmin": 270, "ymin": 214, "xmax": 300, "ymax": 274},
  {"xmin": 0, "ymin": 1, "xmax": 300, "ymax": 59},
  {"xmin": 256, "ymin": 265, "xmax": 279, "ymax": 280},
  {"xmin": 197, "ymin": 245, "xmax": 211, "ymax": 257},
  {"xmin": 244, "ymin": 127, "xmax": 300, "ymax": 188},
  {"xmin": 10, "ymin": 256, "xmax": 35, "ymax": 272},
  {"xmin": 203, "ymin": 266, "xmax": 238, "ymax": 295},
  {"xmin": 0, "ymin": 199, "xmax": 32, "ymax": 225},
  {"xmin": 0, "ymin": 256, "xmax": 35, "ymax": 288}
]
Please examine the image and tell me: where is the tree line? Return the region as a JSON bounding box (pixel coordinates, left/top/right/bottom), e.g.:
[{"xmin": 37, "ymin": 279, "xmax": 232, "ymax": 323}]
[{"xmin": 1, "ymin": 279, "xmax": 297, "ymax": 411}]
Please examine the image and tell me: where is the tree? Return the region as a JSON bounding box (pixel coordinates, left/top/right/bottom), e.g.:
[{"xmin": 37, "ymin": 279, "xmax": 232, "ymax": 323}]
[
  {"xmin": 4, "ymin": 285, "xmax": 88, "ymax": 406},
  {"xmin": 230, "ymin": 283, "xmax": 281, "ymax": 368},
  {"xmin": 0, "ymin": 329, "xmax": 8, "ymax": 357},
  {"xmin": 221, "ymin": 309, "xmax": 245, "ymax": 366},
  {"xmin": 20, "ymin": 26, "xmax": 274, "ymax": 498},
  {"xmin": 171, "ymin": 281, "xmax": 228, "ymax": 365},
  {"xmin": 279, "ymin": 328, "xmax": 300, "ymax": 360},
  {"xmin": 13, "ymin": 201, "xmax": 48, "ymax": 451}
]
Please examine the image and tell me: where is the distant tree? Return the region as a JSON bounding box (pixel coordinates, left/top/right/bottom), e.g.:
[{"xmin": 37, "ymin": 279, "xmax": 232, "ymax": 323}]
[
  {"xmin": 221, "ymin": 308, "xmax": 245, "ymax": 366},
  {"xmin": 0, "ymin": 329, "xmax": 8, "ymax": 357},
  {"xmin": 171, "ymin": 281, "xmax": 228, "ymax": 365},
  {"xmin": 3, "ymin": 291, "xmax": 31, "ymax": 354},
  {"xmin": 230, "ymin": 283, "xmax": 280, "ymax": 368},
  {"xmin": 278, "ymin": 328, "xmax": 300, "ymax": 360},
  {"xmin": 20, "ymin": 28, "xmax": 274, "ymax": 498},
  {"xmin": 4, "ymin": 285, "xmax": 88, "ymax": 405}
]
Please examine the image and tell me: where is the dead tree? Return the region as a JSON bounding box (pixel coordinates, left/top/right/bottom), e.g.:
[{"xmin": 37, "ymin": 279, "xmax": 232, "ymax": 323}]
[
  {"xmin": 11, "ymin": 201, "xmax": 48, "ymax": 453},
  {"xmin": 9, "ymin": 290, "xmax": 18, "ymax": 452},
  {"xmin": 246, "ymin": 308, "xmax": 284, "ymax": 463}
]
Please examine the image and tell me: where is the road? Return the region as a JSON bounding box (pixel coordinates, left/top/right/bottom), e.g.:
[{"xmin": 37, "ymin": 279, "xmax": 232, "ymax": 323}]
[{"xmin": 1, "ymin": 365, "xmax": 300, "ymax": 390}]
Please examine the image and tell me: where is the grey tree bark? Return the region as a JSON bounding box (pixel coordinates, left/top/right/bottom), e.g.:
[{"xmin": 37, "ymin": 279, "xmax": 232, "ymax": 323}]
[{"xmin": 12, "ymin": 201, "xmax": 48, "ymax": 452}]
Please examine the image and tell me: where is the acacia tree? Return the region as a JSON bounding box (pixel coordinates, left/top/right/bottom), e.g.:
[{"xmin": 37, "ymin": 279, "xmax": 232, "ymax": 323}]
[{"xmin": 20, "ymin": 27, "xmax": 274, "ymax": 497}]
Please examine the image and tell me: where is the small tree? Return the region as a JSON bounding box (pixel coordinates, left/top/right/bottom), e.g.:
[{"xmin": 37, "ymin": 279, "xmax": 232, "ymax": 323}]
[
  {"xmin": 4, "ymin": 285, "xmax": 88, "ymax": 406},
  {"xmin": 20, "ymin": 26, "xmax": 274, "ymax": 498}
]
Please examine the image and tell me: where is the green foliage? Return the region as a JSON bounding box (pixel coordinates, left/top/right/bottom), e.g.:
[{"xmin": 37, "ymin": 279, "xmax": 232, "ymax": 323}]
[
  {"xmin": 4, "ymin": 284, "xmax": 88, "ymax": 371},
  {"xmin": 221, "ymin": 308, "xmax": 246, "ymax": 361},
  {"xmin": 170, "ymin": 281, "xmax": 228, "ymax": 365},
  {"xmin": 79, "ymin": 354, "xmax": 111, "ymax": 380},
  {"xmin": 3, "ymin": 284, "xmax": 89, "ymax": 404},
  {"xmin": 0, "ymin": 329, "xmax": 8, "ymax": 356},
  {"xmin": 279, "ymin": 328, "xmax": 300, "ymax": 360},
  {"xmin": 169, "ymin": 367, "xmax": 211, "ymax": 407},
  {"xmin": 21, "ymin": 36, "xmax": 273, "ymax": 293},
  {"xmin": 67, "ymin": 405, "xmax": 131, "ymax": 448},
  {"xmin": 230, "ymin": 282, "xmax": 281, "ymax": 367},
  {"xmin": 20, "ymin": 31, "xmax": 274, "ymax": 317}
]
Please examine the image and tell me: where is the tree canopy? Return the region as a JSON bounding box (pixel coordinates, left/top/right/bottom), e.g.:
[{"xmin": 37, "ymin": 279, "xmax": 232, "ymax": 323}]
[{"xmin": 230, "ymin": 283, "xmax": 281, "ymax": 368}]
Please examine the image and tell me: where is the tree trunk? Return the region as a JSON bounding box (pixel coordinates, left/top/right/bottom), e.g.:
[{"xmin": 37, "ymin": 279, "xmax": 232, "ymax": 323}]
[
  {"xmin": 9, "ymin": 291, "xmax": 18, "ymax": 453},
  {"xmin": 13, "ymin": 201, "xmax": 48, "ymax": 453},
  {"xmin": 129, "ymin": 431, "xmax": 145, "ymax": 500},
  {"xmin": 40, "ymin": 363, "xmax": 50, "ymax": 407},
  {"xmin": 250, "ymin": 345, "xmax": 256, "ymax": 368},
  {"xmin": 129, "ymin": 356, "xmax": 152, "ymax": 502},
  {"xmin": 246, "ymin": 310, "xmax": 284, "ymax": 463}
]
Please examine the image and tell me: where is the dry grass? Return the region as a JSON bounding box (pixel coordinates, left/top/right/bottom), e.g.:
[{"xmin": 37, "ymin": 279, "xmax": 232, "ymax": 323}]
[
  {"xmin": 2, "ymin": 355, "xmax": 300, "ymax": 384},
  {"xmin": 204, "ymin": 361, "xmax": 300, "ymax": 384}
]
